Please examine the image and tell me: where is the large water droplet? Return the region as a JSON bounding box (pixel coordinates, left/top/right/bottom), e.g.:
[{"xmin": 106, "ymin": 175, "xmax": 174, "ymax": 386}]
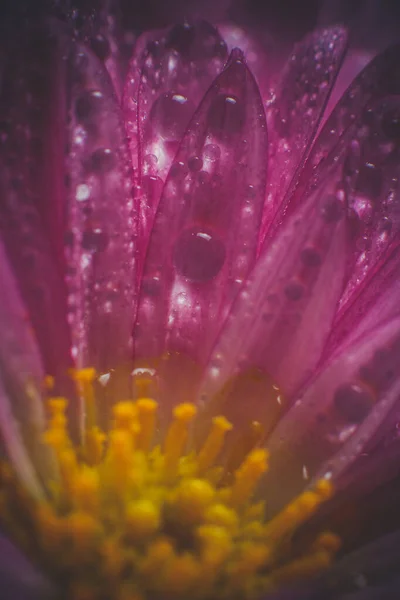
[
  {"xmin": 173, "ymin": 227, "xmax": 226, "ymax": 282},
  {"xmin": 321, "ymin": 194, "xmax": 344, "ymax": 223},
  {"xmin": 81, "ymin": 228, "xmax": 109, "ymax": 252},
  {"xmin": 208, "ymin": 94, "xmax": 244, "ymax": 138},
  {"xmin": 333, "ymin": 382, "xmax": 375, "ymax": 424},
  {"xmin": 75, "ymin": 90, "xmax": 104, "ymax": 122},
  {"xmin": 88, "ymin": 148, "xmax": 116, "ymax": 173},
  {"xmin": 150, "ymin": 92, "xmax": 193, "ymax": 141},
  {"xmin": 381, "ymin": 106, "xmax": 400, "ymax": 140}
]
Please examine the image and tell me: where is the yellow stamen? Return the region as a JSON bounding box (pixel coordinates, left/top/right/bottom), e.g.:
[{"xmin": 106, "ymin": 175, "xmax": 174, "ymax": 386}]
[
  {"xmin": 230, "ymin": 449, "xmax": 269, "ymax": 507},
  {"xmin": 0, "ymin": 371, "xmax": 340, "ymax": 600},
  {"xmin": 163, "ymin": 403, "xmax": 197, "ymax": 480},
  {"xmin": 197, "ymin": 416, "xmax": 232, "ymax": 474},
  {"xmin": 136, "ymin": 398, "xmax": 157, "ymax": 452},
  {"xmin": 71, "ymin": 367, "xmax": 97, "ymax": 429}
]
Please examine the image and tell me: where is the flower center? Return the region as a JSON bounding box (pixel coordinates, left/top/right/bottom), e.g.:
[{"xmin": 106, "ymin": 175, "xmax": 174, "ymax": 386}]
[{"xmin": 0, "ymin": 369, "xmax": 340, "ymax": 600}]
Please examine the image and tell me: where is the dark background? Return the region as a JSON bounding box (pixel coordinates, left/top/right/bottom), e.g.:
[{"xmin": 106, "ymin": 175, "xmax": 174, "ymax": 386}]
[{"xmin": 1, "ymin": 0, "xmax": 400, "ymax": 49}]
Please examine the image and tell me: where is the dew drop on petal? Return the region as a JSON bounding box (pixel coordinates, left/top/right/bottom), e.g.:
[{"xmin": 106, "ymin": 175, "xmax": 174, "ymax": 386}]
[
  {"xmin": 173, "ymin": 228, "xmax": 226, "ymax": 282},
  {"xmin": 333, "ymin": 382, "xmax": 376, "ymax": 424},
  {"xmin": 203, "ymin": 144, "xmax": 221, "ymax": 161},
  {"xmin": 75, "ymin": 90, "xmax": 104, "ymax": 122},
  {"xmin": 90, "ymin": 34, "xmax": 111, "ymax": 61},
  {"xmin": 380, "ymin": 106, "xmax": 400, "ymax": 140},
  {"xmin": 150, "ymin": 92, "xmax": 193, "ymax": 140},
  {"xmin": 81, "ymin": 229, "xmax": 109, "ymax": 252},
  {"xmin": 284, "ymin": 280, "xmax": 305, "ymax": 301},
  {"xmin": 301, "ymin": 246, "xmax": 322, "ymax": 267},
  {"xmin": 188, "ymin": 156, "xmax": 203, "ymax": 171},
  {"xmin": 208, "ymin": 94, "xmax": 244, "ymax": 138},
  {"xmin": 320, "ymin": 194, "xmax": 344, "ymax": 223},
  {"xmin": 76, "ymin": 184, "xmax": 90, "ymax": 201},
  {"xmin": 88, "ymin": 148, "xmax": 116, "ymax": 173}
]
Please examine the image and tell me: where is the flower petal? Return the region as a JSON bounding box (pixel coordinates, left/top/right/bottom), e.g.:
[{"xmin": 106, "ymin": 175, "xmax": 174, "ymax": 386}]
[
  {"xmin": 263, "ymin": 316, "xmax": 400, "ymax": 515},
  {"xmin": 0, "ymin": 24, "xmax": 72, "ymax": 378},
  {"xmin": 198, "ymin": 162, "xmax": 347, "ymax": 430},
  {"xmin": 0, "ymin": 534, "xmax": 55, "ymax": 600},
  {"xmin": 0, "ymin": 241, "xmax": 52, "ymax": 497},
  {"xmin": 123, "ymin": 22, "xmax": 228, "ymax": 258},
  {"xmin": 260, "ymin": 26, "xmax": 348, "ymax": 242},
  {"xmin": 65, "ymin": 37, "xmax": 137, "ymax": 373},
  {"xmin": 133, "ymin": 50, "xmax": 268, "ymax": 389},
  {"xmin": 317, "ymin": 530, "xmax": 400, "ymax": 600},
  {"xmin": 296, "ymin": 44, "xmax": 400, "ymax": 323}
]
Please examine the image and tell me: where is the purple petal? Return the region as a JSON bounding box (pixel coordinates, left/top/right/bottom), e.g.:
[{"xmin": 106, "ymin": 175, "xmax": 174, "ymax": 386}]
[
  {"xmin": 326, "ymin": 246, "xmax": 400, "ymax": 355},
  {"xmin": 0, "ymin": 241, "xmax": 51, "ymax": 497},
  {"xmin": 296, "ymin": 44, "xmax": 400, "ymax": 322},
  {"xmin": 65, "ymin": 38, "xmax": 137, "ymax": 373},
  {"xmin": 263, "ymin": 316, "xmax": 400, "ymax": 515},
  {"xmin": 123, "ymin": 22, "xmax": 228, "ymax": 260},
  {"xmin": 260, "ymin": 26, "xmax": 348, "ymax": 243},
  {"xmin": 133, "ymin": 50, "xmax": 268, "ymax": 393},
  {"xmin": 0, "ymin": 24, "xmax": 72, "ymax": 379},
  {"xmin": 317, "ymin": 530, "xmax": 400, "ymax": 600},
  {"xmin": 198, "ymin": 163, "xmax": 347, "ymax": 429},
  {"xmin": 0, "ymin": 534, "xmax": 54, "ymax": 600}
]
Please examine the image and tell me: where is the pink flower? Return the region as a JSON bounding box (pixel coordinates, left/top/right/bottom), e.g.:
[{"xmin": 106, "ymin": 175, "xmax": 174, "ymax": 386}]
[{"xmin": 0, "ymin": 7, "xmax": 400, "ymax": 600}]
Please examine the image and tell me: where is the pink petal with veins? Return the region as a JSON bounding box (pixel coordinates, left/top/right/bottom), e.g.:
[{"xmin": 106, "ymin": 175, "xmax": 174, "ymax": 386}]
[
  {"xmin": 0, "ymin": 241, "xmax": 53, "ymax": 497},
  {"xmin": 260, "ymin": 26, "xmax": 348, "ymax": 244},
  {"xmin": 123, "ymin": 22, "xmax": 228, "ymax": 264},
  {"xmin": 65, "ymin": 38, "xmax": 137, "ymax": 375},
  {"xmin": 198, "ymin": 158, "xmax": 347, "ymax": 422},
  {"xmin": 133, "ymin": 50, "xmax": 268, "ymax": 402},
  {"xmin": 0, "ymin": 24, "xmax": 71, "ymax": 380},
  {"xmin": 264, "ymin": 316, "xmax": 400, "ymax": 516},
  {"xmin": 295, "ymin": 45, "xmax": 400, "ymax": 312}
]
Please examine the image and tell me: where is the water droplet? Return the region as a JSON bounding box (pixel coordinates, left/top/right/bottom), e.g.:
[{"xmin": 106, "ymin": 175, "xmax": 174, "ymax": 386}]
[
  {"xmin": 188, "ymin": 156, "xmax": 203, "ymax": 171},
  {"xmin": 76, "ymin": 184, "xmax": 90, "ymax": 201},
  {"xmin": 381, "ymin": 106, "xmax": 400, "ymax": 140},
  {"xmin": 90, "ymin": 34, "xmax": 111, "ymax": 61},
  {"xmin": 150, "ymin": 92, "xmax": 193, "ymax": 141},
  {"xmin": 321, "ymin": 194, "xmax": 344, "ymax": 223},
  {"xmin": 75, "ymin": 90, "xmax": 104, "ymax": 122},
  {"xmin": 88, "ymin": 148, "xmax": 116, "ymax": 173},
  {"xmin": 173, "ymin": 227, "xmax": 226, "ymax": 282},
  {"xmin": 284, "ymin": 280, "xmax": 305, "ymax": 301},
  {"xmin": 301, "ymin": 246, "xmax": 322, "ymax": 267},
  {"xmin": 355, "ymin": 163, "xmax": 382, "ymax": 199},
  {"xmin": 208, "ymin": 94, "xmax": 244, "ymax": 138},
  {"xmin": 333, "ymin": 382, "xmax": 375, "ymax": 424},
  {"xmin": 81, "ymin": 228, "xmax": 109, "ymax": 252},
  {"xmin": 203, "ymin": 144, "xmax": 220, "ymax": 162}
]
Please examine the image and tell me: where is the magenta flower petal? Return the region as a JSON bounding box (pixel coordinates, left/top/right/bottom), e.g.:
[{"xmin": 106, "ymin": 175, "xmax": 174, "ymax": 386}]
[
  {"xmin": 133, "ymin": 50, "xmax": 268, "ymax": 375},
  {"xmin": 65, "ymin": 38, "xmax": 137, "ymax": 372},
  {"xmin": 0, "ymin": 25, "xmax": 72, "ymax": 378},
  {"xmin": 198, "ymin": 164, "xmax": 347, "ymax": 421},
  {"xmin": 326, "ymin": 246, "xmax": 400, "ymax": 355},
  {"xmin": 123, "ymin": 22, "xmax": 228, "ymax": 254},
  {"xmin": 263, "ymin": 316, "xmax": 400, "ymax": 515},
  {"xmin": 260, "ymin": 26, "xmax": 348, "ymax": 242},
  {"xmin": 297, "ymin": 44, "xmax": 400, "ymax": 316},
  {"xmin": 0, "ymin": 241, "xmax": 52, "ymax": 497}
]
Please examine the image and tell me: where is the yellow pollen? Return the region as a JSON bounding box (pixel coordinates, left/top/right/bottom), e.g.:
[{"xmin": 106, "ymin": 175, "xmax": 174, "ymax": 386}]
[{"xmin": 0, "ymin": 368, "xmax": 340, "ymax": 600}]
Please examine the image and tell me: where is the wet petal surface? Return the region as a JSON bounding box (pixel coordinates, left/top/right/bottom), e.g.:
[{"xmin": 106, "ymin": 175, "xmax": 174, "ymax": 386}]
[
  {"xmin": 0, "ymin": 242, "xmax": 51, "ymax": 497},
  {"xmin": 65, "ymin": 37, "xmax": 137, "ymax": 374},
  {"xmin": 133, "ymin": 50, "xmax": 268, "ymax": 400},
  {"xmin": 198, "ymin": 162, "xmax": 348, "ymax": 432},
  {"xmin": 263, "ymin": 316, "xmax": 400, "ymax": 515},
  {"xmin": 261, "ymin": 26, "xmax": 348, "ymax": 243},
  {"xmin": 0, "ymin": 25, "xmax": 72, "ymax": 378},
  {"xmin": 123, "ymin": 22, "xmax": 228, "ymax": 258}
]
